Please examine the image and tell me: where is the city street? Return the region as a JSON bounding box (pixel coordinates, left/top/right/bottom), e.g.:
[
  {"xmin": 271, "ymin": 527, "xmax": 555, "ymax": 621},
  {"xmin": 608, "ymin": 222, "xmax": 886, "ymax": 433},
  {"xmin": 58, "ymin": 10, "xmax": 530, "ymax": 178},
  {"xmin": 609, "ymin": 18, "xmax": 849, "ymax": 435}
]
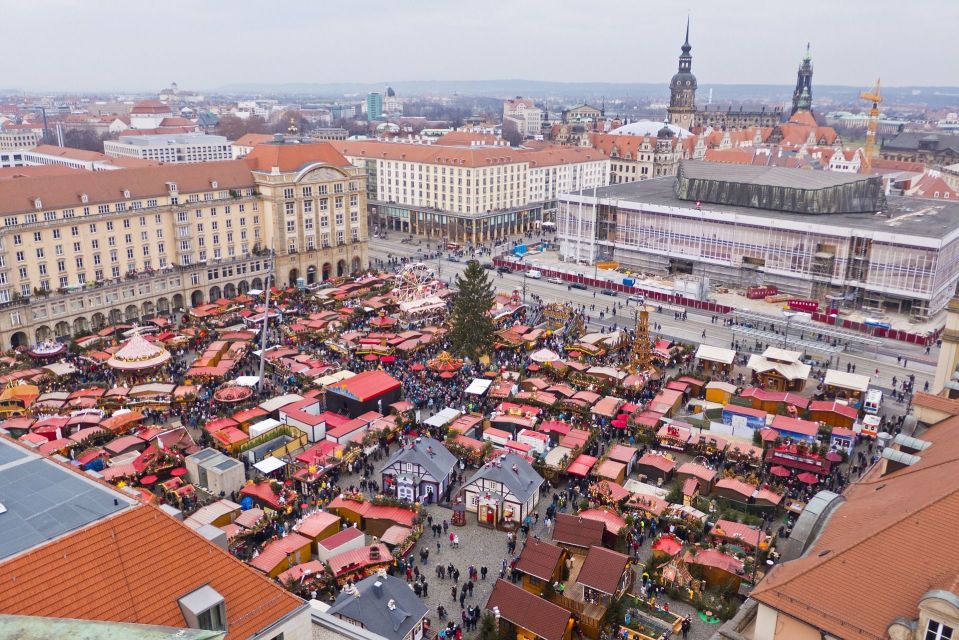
[{"xmin": 368, "ymin": 236, "xmax": 937, "ymax": 402}]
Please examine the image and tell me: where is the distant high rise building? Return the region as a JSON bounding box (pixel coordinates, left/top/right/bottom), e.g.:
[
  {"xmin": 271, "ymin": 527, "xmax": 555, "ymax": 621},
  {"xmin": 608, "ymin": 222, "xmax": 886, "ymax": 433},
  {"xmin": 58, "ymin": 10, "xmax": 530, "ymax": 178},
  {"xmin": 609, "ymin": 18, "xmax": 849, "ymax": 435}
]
[
  {"xmin": 791, "ymin": 43, "xmax": 814, "ymax": 115},
  {"xmin": 366, "ymin": 92, "xmax": 383, "ymax": 121}
]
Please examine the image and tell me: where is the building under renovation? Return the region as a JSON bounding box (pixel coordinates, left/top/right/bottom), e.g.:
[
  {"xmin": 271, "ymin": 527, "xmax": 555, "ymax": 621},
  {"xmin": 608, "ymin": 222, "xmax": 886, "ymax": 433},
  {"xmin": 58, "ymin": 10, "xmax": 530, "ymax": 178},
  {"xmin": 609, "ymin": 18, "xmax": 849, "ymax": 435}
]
[{"xmin": 558, "ymin": 161, "xmax": 959, "ymax": 319}]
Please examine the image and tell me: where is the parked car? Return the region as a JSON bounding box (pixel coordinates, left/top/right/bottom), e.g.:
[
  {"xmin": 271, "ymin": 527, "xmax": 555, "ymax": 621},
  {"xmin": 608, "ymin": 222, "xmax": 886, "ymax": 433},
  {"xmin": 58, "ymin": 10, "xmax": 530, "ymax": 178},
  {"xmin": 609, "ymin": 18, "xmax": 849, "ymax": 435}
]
[
  {"xmin": 547, "ymin": 277, "xmax": 564, "ymax": 285},
  {"xmin": 570, "ymin": 282, "xmax": 588, "ymax": 290},
  {"xmin": 496, "ymin": 266, "xmax": 511, "ymax": 274},
  {"xmin": 628, "ymin": 294, "xmax": 645, "ymax": 303},
  {"xmin": 600, "ymin": 289, "xmax": 618, "ymax": 296}
]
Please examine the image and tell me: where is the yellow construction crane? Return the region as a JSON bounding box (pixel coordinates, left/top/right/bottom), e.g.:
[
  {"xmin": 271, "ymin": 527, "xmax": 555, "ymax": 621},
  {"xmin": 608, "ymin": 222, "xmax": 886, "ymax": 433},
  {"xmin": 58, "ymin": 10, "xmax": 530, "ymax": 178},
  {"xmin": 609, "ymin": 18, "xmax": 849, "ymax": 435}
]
[{"xmin": 860, "ymin": 78, "xmax": 882, "ymax": 173}]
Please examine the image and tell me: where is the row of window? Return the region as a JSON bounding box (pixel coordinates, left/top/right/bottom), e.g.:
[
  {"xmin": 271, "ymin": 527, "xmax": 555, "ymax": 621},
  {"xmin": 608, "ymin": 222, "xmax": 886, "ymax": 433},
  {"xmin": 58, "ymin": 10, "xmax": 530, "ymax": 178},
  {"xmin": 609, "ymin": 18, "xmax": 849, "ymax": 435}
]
[{"xmin": 282, "ymin": 182, "xmax": 358, "ymax": 199}]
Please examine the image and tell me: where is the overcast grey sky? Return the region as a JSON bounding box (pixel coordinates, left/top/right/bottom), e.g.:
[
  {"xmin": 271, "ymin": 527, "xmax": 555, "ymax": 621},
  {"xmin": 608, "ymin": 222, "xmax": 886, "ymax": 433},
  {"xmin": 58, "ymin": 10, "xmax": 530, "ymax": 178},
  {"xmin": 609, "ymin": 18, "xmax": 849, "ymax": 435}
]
[{"xmin": 2, "ymin": 0, "xmax": 956, "ymax": 92}]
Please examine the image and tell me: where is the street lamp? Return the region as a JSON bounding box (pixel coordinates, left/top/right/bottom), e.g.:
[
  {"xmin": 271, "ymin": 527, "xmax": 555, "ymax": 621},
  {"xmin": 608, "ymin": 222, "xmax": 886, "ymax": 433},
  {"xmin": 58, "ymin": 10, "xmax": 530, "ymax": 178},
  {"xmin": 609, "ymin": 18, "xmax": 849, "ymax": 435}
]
[{"xmin": 781, "ymin": 310, "xmax": 810, "ymax": 348}]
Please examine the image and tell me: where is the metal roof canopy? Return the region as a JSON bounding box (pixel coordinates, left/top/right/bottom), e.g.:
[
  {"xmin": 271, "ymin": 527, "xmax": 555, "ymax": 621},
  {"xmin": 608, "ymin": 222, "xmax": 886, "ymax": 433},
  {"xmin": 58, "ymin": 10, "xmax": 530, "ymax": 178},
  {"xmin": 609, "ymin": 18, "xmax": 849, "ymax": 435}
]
[
  {"xmin": 731, "ymin": 325, "xmax": 845, "ymax": 355},
  {"xmin": 732, "ymin": 309, "xmax": 881, "ymax": 347}
]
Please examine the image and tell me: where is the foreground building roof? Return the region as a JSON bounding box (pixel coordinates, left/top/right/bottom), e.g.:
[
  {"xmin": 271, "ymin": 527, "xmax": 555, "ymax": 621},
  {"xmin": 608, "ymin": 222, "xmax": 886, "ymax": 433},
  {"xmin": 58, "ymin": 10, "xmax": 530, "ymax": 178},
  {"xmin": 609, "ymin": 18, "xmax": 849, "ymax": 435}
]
[
  {"xmin": 749, "ymin": 415, "xmax": 959, "ymax": 639},
  {"xmin": 0, "ymin": 499, "xmax": 306, "ymax": 639}
]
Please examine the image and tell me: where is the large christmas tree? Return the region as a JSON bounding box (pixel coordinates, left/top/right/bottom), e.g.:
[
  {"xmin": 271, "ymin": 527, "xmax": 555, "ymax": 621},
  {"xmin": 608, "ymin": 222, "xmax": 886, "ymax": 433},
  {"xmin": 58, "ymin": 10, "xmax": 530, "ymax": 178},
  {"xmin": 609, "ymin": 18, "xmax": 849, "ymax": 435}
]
[{"xmin": 448, "ymin": 260, "xmax": 496, "ymax": 361}]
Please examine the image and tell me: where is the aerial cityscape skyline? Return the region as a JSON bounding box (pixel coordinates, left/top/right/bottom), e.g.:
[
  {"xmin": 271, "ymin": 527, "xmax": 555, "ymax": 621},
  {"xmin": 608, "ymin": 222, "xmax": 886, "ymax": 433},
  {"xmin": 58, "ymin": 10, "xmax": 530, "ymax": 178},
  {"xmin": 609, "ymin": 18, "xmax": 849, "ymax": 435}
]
[
  {"xmin": 3, "ymin": 0, "xmax": 959, "ymax": 91},
  {"xmin": 1, "ymin": 4, "xmax": 959, "ymax": 640}
]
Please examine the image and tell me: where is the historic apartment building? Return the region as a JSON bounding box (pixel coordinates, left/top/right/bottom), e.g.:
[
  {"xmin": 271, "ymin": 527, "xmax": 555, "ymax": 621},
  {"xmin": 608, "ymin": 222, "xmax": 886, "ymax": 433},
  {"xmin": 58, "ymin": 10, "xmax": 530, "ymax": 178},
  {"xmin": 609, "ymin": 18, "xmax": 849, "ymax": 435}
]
[
  {"xmin": 0, "ymin": 141, "xmax": 367, "ymax": 349},
  {"xmin": 245, "ymin": 142, "xmax": 369, "ymax": 286},
  {"xmin": 332, "ymin": 138, "xmax": 608, "ymax": 242}
]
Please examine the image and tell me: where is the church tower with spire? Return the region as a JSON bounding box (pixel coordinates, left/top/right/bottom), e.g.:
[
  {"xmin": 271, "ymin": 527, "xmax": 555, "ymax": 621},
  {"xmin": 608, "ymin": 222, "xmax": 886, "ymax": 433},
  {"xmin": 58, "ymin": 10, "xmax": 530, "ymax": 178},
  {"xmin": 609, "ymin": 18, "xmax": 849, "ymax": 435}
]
[
  {"xmin": 667, "ymin": 18, "xmax": 697, "ymax": 131},
  {"xmin": 791, "ymin": 43, "xmax": 814, "ymax": 115}
]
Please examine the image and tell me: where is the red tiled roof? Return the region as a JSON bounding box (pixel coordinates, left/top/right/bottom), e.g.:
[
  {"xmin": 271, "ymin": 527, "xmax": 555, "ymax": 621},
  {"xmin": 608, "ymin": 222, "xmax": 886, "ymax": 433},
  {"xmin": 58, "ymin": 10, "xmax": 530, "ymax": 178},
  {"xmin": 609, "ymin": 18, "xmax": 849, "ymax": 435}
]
[
  {"xmin": 485, "ymin": 579, "xmax": 571, "ymax": 640},
  {"xmin": 0, "ymin": 161, "xmax": 254, "ymax": 217},
  {"xmin": 245, "ymin": 142, "xmax": 351, "ymax": 172},
  {"xmin": 751, "ymin": 414, "xmax": 959, "ymax": 639},
  {"xmin": 0, "ymin": 505, "xmax": 303, "ymax": 639}
]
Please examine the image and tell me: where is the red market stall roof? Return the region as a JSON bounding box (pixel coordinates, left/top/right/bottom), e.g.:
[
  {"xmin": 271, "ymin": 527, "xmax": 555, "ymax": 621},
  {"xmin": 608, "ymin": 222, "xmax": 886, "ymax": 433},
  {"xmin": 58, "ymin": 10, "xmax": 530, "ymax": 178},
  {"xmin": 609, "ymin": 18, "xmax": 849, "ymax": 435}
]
[
  {"xmin": 566, "ymin": 454, "xmax": 597, "ymax": 477},
  {"xmin": 686, "ymin": 548, "xmax": 744, "ymax": 575},
  {"xmin": 326, "ymin": 370, "xmax": 401, "ymax": 402},
  {"xmin": 594, "ymin": 460, "xmax": 625, "ymax": 482},
  {"xmin": 559, "ymin": 429, "xmax": 590, "ymax": 449},
  {"xmin": 677, "ymin": 462, "xmax": 716, "ymax": 483},
  {"xmin": 249, "ymin": 533, "xmax": 312, "ymax": 573},
  {"xmin": 648, "ymin": 388, "xmax": 683, "ymax": 414},
  {"xmin": 607, "ymin": 444, "xmax": 638, "ymax": 464},
  {"xmin": 591, "ymin": 396, "xmax": 624, "ymax": 418},
  {"xmin": 205, "ymin": 417, "xmax": 239, "ymax": 433},
  {"xmin": 328, "ymin": 543, "xmax": 392, "ymax": 578},
  {"xmin": 808, "ymin": 400, "xmax": 859, "ymax": 420},
  {"xmin": 538, "ymin": 420, "xmax": 571, "ymax": 437},
  {"xmin": 326, "ymin": 496, "xmax": 416, "ymax": 528},
  {"xmin": 577, "ymin": 508, "xmax": 627, "ymax": 536},
  {"xmin": 723, "ymin": 404, "xmax": 768, "ymax": 420},
  {"xmin": 637, "ymin": 453, "xmax": 676, "ymax": 474},
  {"xmin": 771, "ymin": 415, "xmax": 820, "ymax": 438},
  {"xmin": 232, "ymin": 407, "xmax": 269, "ymax": 423},
  {"xmin": 591, "ymin": 479, "xmax": 630, "ymax": 502},
  {"xmin": 275, "ymin": 560, "xmax": 325, "ymax": 584},
  {"xmin": 240, "ymin": 482, "xmax": 285, "ymax": 510},
  {"xmin": 713, "ymin": 519, "xmax": 763, "ymax": 549},
  {"xmin": 739, "ymin": 387, "xmax": 811, "ymax": 409},
  {"xmin": 652, "ymin": 534, "xmax": 684, "ymax": 556},
  {"xmin": 453, "ymin": 434, "xmax": 485, "ymax": 452},
  {"xmin": 211, "ymin": 427, "xmax": 248, "ymax": 446}
]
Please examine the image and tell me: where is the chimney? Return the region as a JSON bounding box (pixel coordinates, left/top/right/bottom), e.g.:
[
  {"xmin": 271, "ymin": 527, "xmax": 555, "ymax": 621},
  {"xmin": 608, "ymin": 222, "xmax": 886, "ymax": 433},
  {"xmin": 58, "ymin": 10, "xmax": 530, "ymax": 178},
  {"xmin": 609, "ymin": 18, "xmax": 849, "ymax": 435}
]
[{"xmin": 373, "ymin": 580, "xmax": 383, "ymax": 597}]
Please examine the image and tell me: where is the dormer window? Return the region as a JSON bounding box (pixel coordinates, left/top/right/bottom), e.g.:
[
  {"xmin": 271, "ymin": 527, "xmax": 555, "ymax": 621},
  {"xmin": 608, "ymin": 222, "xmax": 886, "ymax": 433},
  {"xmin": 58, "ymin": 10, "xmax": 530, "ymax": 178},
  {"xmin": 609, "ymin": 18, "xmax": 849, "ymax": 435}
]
[
  {"xmin": 178, "ymin": 585, "xmax": 227, "ymax": 632},
  {"xmin": 34, "ymin": 199, "xmax": 42, "ymax": 210},
  {"xmin": 123, "ymin": 190, "xmax": 131, "ymax": 199},
  {"xmin": 80, "ymin": 193, "xmax": 89, "ymax": 203},
  {"xmin": 927, "ymin": 621, "xmax": 954, "ymax": 640},
  {"xmin": 211, "ymin": 180, "xmax": 218, "ymax": 189}
]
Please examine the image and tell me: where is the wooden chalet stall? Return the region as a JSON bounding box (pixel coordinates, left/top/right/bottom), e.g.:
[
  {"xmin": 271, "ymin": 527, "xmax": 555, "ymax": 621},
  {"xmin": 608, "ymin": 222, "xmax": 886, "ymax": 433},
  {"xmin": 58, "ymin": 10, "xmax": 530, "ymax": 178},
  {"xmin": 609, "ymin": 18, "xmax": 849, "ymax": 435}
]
[
  {"xmin": 695, "ymin": 344, "xmax": 737, "ymax": 378},
  {"xmin": 514, "ymin": 537, "xmax": 569, "ymax": 596},
  {"xmin": 746, "ymin": 348, "xmax": 811, "ymax": 392}
]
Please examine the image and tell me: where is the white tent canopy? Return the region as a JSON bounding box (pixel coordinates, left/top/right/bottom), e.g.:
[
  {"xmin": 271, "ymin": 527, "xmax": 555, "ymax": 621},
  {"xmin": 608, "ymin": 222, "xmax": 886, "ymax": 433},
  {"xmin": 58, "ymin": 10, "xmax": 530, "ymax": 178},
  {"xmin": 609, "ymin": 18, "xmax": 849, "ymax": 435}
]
[
  {"xmin": 234, "ymin": 376, "xmax": 260, "ymax": 387},
  {"xmin": 423, "ymin": 407, "xmax": 462, "ymax": 428},
  {"xmin": 465, "ymin": 378, "xmax": 492, "ymax": 395},
  {"xmin": 529, "ymin": 348, "xmax": 560, "ymax": 363},
  {"xmin": 253, "ymin": 457, "xmax": 286, "ymax": 474},
  {"xmin": 823, "ymin": 369, "xmax": 871, "ymax": 393}
]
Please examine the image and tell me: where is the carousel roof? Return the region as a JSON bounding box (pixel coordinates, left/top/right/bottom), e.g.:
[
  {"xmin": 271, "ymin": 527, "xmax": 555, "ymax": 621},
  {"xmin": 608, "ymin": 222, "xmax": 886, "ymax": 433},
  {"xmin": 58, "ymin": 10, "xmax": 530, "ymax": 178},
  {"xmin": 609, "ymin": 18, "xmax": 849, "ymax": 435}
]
[{"xmin": 106, "ymin": 329, "xmax": 171, "ymax": 371}]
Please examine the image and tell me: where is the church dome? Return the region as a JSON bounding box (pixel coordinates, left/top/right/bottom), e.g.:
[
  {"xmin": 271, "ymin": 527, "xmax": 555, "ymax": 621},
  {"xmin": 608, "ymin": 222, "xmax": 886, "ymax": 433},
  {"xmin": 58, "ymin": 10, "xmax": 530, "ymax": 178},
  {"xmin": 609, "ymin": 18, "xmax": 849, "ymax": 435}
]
[{"xmin": 657, "ymin": 122, "xmax": 676, "ymax": 139}]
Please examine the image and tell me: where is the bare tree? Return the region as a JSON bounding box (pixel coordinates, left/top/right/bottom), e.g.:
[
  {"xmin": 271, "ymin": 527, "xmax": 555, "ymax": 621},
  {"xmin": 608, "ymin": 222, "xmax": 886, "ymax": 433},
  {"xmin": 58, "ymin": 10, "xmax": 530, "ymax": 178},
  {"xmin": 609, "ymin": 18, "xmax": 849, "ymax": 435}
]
[{"xmin": 216, "ymin": 115, "xmax": 268, "ymax": 140}]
